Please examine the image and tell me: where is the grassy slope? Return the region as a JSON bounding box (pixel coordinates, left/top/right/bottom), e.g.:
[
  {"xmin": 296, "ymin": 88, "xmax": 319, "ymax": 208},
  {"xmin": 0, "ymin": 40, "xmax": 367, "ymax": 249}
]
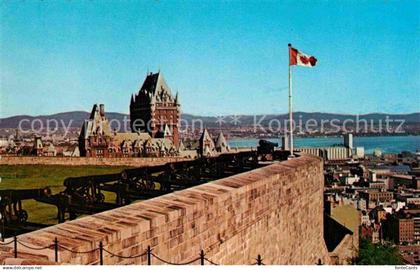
[
  {"xmin": 0, "ymin": 165, "xmax": 131, "ymax": 224},
  {"xmin": 331, "ymin": 204, "xmax": 360, "ymax": 233}
]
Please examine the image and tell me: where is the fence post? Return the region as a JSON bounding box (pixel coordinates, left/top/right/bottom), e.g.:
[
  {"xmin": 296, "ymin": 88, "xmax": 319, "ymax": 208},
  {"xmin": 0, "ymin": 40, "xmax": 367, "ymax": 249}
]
[
  {"xmin": 147, "ymin": 245, "xmax": 151, "ymax": 265},
  {"xmin": 257, "ymin": 254, "xmax": 262, "ymax": 265},
  {"xmin": 99, "ymin": 241, "xmax": 103, "ymax": 265},
  {"xmin": 1, "ymin": 217, "xmax": 4, "ymax": 242},
  {"xmin": 13, "ymin": 234, "xmax": 17, "ymax": 258},
  {"xmin": 200, "ymin": 250, "xmax": 205, "ymax": 265},
  {"xmin": 54, "ymin": 237, "xmax": 58, "ymax": 263}
]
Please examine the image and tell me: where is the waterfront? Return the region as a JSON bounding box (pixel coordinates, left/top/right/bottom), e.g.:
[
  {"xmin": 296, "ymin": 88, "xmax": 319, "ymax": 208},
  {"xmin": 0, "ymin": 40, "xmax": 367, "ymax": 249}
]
[{"xmin": 228, "ymin": 135, "xmax": 420, "ymax": 154}]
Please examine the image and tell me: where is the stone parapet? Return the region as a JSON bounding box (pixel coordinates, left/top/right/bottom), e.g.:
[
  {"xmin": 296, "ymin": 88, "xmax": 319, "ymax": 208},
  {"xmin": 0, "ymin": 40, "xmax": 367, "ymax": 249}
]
[{"xmin": 0, "ymin": 155, "xmax": 330, "ymax": 265}]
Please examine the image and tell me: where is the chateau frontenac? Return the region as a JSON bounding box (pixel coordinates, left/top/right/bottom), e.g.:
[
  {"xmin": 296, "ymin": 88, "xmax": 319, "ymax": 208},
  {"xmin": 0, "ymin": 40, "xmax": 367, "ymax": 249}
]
[
  {"xmin": 130, "ymin": 71, "xmax": 180, "ymax": 148},
  {"xmin": 79, "ymin": 72, "xmax": 180, "ymax": 157}
]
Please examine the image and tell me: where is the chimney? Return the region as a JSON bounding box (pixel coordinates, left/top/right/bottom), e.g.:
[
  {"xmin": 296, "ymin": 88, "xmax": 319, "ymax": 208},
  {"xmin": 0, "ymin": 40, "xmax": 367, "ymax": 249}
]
[{"xmin": 99, "ymin": 104, "xmax": 105, "ymax": 117}]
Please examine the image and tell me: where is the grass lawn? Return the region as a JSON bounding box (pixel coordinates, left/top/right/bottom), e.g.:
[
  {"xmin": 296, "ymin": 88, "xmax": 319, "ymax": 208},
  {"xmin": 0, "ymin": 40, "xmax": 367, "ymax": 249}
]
[
  {"xmin": 0, "ymin": 165, "xmax": 132, "ymax": 224},
  {"xmin": 331, "ymin": 204, "xmax": 360, "ymax": 233}
]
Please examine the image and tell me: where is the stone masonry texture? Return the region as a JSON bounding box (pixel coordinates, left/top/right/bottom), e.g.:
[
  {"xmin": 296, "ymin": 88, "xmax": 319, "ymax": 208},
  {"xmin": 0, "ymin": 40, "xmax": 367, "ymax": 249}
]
[{"xmin": 0, "ymin": 155, "xmax": 330, "ymax": 265}]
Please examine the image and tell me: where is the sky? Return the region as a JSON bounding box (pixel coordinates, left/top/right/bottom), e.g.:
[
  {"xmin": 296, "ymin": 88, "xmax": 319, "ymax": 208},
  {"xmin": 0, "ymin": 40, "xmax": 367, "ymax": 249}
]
[{"xmin": 1, "ymin": 0, "xmax": 419, "ymax": 117}]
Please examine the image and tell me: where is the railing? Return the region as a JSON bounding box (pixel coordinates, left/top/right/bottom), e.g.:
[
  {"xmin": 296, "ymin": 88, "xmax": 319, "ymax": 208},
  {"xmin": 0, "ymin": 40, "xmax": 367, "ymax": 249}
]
[{"xmin": 0, "ymin": 235, "xmax": 325, "ymax": 265}]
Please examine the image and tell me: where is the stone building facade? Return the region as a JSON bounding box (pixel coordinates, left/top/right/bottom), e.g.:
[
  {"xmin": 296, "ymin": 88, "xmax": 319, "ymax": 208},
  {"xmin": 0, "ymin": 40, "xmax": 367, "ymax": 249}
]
[
  {"xmin": 398, "ymin": 218, "xmax": 415, "ymax": 244},
  {"xmin": 79, "ymin": 104, "xmax": 177, "ymax": 157},
  {"xmin": 385, "ymin": 213, "xmax": 415, "ymax": 244},
  {"xmin": 79, "ymin": 104, "xmax": 113, "ymax": 157},
  {"xmin": 130, "ymin": 72, "xmax": 181, "ymax": 148},
  {"xmin": 358, "ymin": 190, "xmax": 394, "ymax": 202},
  {"xmin": 79, "ymin": 72, "xmax": 180, "ymax": 158}
]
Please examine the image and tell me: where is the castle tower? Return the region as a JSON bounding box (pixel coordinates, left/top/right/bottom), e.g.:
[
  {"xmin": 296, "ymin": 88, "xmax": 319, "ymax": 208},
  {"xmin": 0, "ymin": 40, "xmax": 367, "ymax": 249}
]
[
  {"xmin": 130, "ymin": 72, "xmax": 180, "ymax": 148},
  {"xmin": 78, "ymin": 104, "xmax": 112, "ymax": 157}
]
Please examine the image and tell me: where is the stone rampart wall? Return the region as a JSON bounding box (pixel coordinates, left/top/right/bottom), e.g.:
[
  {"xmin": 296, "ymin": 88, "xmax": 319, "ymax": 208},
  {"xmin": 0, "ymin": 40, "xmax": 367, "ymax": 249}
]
[{"xmin": 1, "ymin": 155, "xmax": 330, "ymax": 265}]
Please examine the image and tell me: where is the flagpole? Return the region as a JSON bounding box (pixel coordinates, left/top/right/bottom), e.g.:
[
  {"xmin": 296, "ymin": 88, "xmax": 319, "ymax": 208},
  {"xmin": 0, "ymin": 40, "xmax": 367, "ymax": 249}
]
[{"xmin": 288, "ymin": 43, "xmax": 294, "ymax": 157}]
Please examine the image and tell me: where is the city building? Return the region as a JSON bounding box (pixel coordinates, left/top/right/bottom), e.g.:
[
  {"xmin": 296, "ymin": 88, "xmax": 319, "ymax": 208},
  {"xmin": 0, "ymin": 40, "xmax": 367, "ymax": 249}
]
[
  {"xmin": 355, "ymin": 147, "xmax": 365, "ymax": 159},
  {"xmin": 361, "ymin": 223, "xmax": 381, "ymax": 244},
  {"xmin": 79, "ymin": 104, "xmax": 113, "ymax": 157},
  {"xmin": 296, "ymin": 134, "xmax": 355, "ymax": 161},
  {"xmin": 360, "ymin": 211, "xmax": 371, "ymax": 226},
  {"xmin": 369, "ymin": 206, "xmax": 387, "ymax": 223},
  {"xmin": 297, "ymin": 146, "xmax": 352, "ymax": 161},
  {"xmin": 368, "ymin": 181, "xmax": 386, "ymax": 190},
  {"xmin": 391, "ymin": 174, "xmax": 416, "ymax": 189},
  {"xmin": 33, "ymin": 136, "xmax": 43, "ymax": 156},
  {"xmin": 373, "ymin": 148, "xmax": 382, "ymax": 157},
  {"xmin": 344, "ymin": 133, "xmax": 353, "ymax": 150},
  {"xmin": 358, "ymin": 190, "xmax": 393, "ymax": 203},
  {"xmin": 368, "ymin": 168, "xmax": 391, "ymax": 182},
  {"xmin": 397, "ymin": 217, "xmax": 415, "ymax": 244},
  {"xmin": 345, "ymin": 175, "xmax": 360, "ymax": 185},
  {"xmin": 402, "ymin": 196, "xmax": 420, "ymax": 206},
  {"xmin": 385, "ymin": 212, "xmax": 415, "ymax": 245},
  {"xmin": 414, "ymin": 217, "xmax": 420, "ymax": 244},
  {"xmin": 399, "ymin": 245, "xmax": 420, "ymax": 265},
  {"xmin": 45, "ymin": 143, "xmax": 57, "ymax": 157},
  {"xmin": 130, "ymin": 71, "xmax": 181, "ymax": 148},
  {"xmin": 79, "ymin": 104, "xmax": 177, "ymax": 157}
]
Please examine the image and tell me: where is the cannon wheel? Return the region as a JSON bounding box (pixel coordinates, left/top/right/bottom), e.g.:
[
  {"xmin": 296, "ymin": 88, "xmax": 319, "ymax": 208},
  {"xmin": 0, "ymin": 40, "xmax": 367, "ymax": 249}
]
[
  {"xmin": 17, "ymin": 210, "xmax": 28, "ymax": 223},
  {"xmin": 96, "ymin": 193, "xmax": 105, "ymax": 203}
]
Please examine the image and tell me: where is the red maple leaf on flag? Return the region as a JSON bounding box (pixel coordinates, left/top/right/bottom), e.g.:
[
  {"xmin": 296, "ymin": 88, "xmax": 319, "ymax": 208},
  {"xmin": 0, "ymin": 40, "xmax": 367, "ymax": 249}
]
[
  {"xmin": 299, "ymin": 55, "xmax": 309, "ymax": 64},
  {"xmin": 309, "ymin": 56, "xmax": 317, "ymax": 66}
]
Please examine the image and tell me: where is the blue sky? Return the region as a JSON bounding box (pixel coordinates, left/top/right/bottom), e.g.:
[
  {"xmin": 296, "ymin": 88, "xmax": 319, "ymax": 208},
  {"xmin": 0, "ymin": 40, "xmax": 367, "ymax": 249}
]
[{"xmin": 1, "ymin": 0, "xmax": 419, "ymax": 117}]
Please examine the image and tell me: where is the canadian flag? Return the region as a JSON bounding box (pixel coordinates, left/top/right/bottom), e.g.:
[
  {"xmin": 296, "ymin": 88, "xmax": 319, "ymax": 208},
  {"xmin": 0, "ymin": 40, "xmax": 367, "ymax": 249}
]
[{"xmin": 289, "ymin": 44, "xmax": 317, "ymax": 67}]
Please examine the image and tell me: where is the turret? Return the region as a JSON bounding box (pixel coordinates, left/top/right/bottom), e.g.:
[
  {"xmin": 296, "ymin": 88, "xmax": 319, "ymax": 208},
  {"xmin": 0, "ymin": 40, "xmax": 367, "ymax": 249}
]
[
  {"xmin": 99, "ymin": 104, "xmax": 105, "ymax": 117},
  {"xmin": 175, "ymin": 91, "xmax": 180, "ymax": 105},
  {"xmin": 89, "ymin": 104, "xmax": 98, "ymax": 119},
  {"xmin": 130, "ymin": 94, "xmax": 135, "ymax": 106}
]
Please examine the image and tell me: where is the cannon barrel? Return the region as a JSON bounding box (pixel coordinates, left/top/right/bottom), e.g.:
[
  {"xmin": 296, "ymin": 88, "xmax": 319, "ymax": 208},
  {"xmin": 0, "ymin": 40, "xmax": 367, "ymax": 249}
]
[
  {"xmin": 257, "ymin": 140, "xmax": 279, "ymax": 158},
  {"xmin": 63, "ymin": 173, "xmax": 122, "ymax": 188},
  {"xmin": 0, "ymin": 188, "xmax": 51, "ymax": 202},
  {"xmin": 258, "ymin": 139, "xmax": 278, "ymax": 147}
]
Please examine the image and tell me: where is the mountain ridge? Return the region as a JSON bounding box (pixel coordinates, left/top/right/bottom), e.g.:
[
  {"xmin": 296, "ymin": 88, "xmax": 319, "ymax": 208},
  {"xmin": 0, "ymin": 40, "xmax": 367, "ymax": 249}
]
[{"xmin": 0, "ymin": 111, "xmax": 419, "ymax": 129}]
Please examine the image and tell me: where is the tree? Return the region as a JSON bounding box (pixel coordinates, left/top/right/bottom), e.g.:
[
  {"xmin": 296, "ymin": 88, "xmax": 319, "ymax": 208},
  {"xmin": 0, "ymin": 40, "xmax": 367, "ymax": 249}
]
[{"xmin": 354, "ymin": 238, "xmax": 404, "ymax": 265}]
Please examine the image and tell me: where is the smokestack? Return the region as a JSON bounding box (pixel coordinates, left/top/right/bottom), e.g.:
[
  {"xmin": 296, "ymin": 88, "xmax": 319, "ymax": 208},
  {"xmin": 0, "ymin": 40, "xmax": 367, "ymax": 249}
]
[{"xmin": 99, "ymin": 104, "xmax": 105, "ymax": 117}]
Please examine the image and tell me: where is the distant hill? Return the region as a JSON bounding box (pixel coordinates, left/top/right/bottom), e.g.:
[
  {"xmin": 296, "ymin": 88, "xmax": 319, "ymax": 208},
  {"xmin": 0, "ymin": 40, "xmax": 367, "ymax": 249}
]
[{"xmin": 0, "ymin": 111, "xmax": 419, "ymax": 130}]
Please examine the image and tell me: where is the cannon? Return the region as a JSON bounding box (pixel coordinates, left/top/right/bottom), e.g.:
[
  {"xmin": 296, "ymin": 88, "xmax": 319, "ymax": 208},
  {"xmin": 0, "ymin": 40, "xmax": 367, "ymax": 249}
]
[
  {"xmin": 36, "ymin": 173, "xmax": 122, "ymax": 222},
  {"xmin": 258, "ymin": 139, "xmax": 278, "ymax": 153},
  {"xmin": 0, "ymin": 188, "xmax": 52, "ymax": 237},
  {"xmin": 107, "ymin": 151, "xmax": 259, "ymax": 205},
  {"xmin": 257, "ymin": 139, "xmax": 279, "ymax": 161},
  {"xmin": 0, "ymin": 188, "xmax": 51, "ymax": 224},
  {"xmin": 4, "ymin": 149, "xmax": 284, "ymax": 230},
  {"xmin": 34, "ymin": 150, "xmax": 261, "ymax": 222}
]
